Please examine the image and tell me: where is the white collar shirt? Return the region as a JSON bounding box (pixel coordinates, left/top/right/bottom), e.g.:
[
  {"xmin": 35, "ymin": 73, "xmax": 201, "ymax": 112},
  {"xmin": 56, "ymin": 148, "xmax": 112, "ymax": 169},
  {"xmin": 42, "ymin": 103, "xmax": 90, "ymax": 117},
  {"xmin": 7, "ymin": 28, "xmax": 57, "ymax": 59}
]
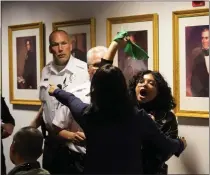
[
  {"xmin": 39, "ymin": 55, "xmax": 89, "ymax": 131},
  {"xmin": 52, "ymin": 81, "xmax": 91, "ymax": 154}
]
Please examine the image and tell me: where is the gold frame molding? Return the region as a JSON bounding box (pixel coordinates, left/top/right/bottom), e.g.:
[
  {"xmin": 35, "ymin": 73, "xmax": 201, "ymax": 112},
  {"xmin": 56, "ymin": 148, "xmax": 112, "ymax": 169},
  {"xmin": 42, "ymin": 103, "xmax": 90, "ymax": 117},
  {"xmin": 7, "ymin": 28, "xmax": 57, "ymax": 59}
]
[
  {"xmin": 172, "ymin": 8, "xmax": 209, "ymax": 118},
  {"xmin": 8, "ymin": 22, "xmax": 44, "ymax": 105},
  {"xmin": 106, "ymin": 14, "xmax": 159, "ymax": 71},
  {"xmin": 52, "ymin": 18, "xmax": 96, "ymax": 48}
]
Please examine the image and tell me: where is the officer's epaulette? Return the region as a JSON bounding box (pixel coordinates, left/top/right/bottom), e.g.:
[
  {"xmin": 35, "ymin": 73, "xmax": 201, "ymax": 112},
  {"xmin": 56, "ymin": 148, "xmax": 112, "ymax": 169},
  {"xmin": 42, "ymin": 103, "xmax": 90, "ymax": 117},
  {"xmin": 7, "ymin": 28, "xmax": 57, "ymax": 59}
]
[
  {"xmin": 76, "ymin": 65, "xmax": 86, "ymax": 70},
  {"xmin": 45, "ymin": 61, "xmax": 52, "ymax": 67}
]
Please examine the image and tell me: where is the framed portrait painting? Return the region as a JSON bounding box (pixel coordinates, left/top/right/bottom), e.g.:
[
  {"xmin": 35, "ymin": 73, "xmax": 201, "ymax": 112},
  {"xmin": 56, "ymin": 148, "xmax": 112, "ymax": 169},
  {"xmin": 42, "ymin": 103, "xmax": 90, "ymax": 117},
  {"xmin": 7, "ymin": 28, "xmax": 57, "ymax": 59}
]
[
  {"xmin": 106, "ymin": 14, "xmax": 159, "ymax": 83},
  {"xmin": 173, "ymin": 8, "xmax": 209, "ymax": 118},
  {"xmin": 8, "ymin": 22, "xmax": 44, "ymax": 105},
  {"xmin": 52, "ymin": 18, "xmax": 96, "ymax": 63}
]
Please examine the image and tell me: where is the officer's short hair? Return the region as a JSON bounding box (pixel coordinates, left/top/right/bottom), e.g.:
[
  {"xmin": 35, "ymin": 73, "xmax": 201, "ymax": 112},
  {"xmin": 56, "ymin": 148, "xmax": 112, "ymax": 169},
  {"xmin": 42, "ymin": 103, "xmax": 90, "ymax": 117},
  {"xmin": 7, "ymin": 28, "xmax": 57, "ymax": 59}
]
[
  {"xmin": 12, "ymin": 126, "xmax": 43, "ymax": 161},
  {"xmin": 49, "ymin": 30, "xmax": 70, "ymax": 44},
  {"xmin": 87, "ymin": 46, "xmax": 108, "ymax": 65}
]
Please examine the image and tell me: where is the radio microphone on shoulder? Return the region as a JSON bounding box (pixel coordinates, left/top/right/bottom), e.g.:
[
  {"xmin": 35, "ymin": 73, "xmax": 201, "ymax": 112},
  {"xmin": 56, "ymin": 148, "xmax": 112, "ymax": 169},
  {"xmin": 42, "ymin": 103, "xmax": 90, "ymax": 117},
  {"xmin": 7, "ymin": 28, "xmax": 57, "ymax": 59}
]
[{"xmin": 57, "ymin": 84, "xmax": 62, "ymax": 89}]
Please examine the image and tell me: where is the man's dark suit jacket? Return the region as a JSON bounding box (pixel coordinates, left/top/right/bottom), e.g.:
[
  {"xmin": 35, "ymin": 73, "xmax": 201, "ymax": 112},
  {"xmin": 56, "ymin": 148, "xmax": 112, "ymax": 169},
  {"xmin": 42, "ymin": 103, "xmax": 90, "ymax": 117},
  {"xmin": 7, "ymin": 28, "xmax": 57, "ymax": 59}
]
[
  {"xmin": 191, "ymin": 50, "xmax": 209, "ymax": 97},
  {"xmin": 23, "ymin": 50, "xmax": 37, "ymax": 89},
  {"xmin": 1, "ymin": 97, "xmax": 15, "ymax": 175}
]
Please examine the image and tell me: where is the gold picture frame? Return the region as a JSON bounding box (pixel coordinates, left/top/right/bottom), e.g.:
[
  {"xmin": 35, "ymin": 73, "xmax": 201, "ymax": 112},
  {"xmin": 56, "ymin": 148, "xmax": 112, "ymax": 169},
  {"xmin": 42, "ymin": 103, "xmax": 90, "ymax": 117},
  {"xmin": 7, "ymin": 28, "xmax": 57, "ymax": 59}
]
[
  {"xmin": 106, "ymin": 14, "xmax": 159, "ymax": 71},
  {"xmin": 52, "ymin": 18, "xmax": 96, "ymax": 62},
  {"xmin": 173, "ymin": 8, "xmax": 209, "ymax": 118},
  {"xmin": 8, "ymin": 22, "xmax": 44, "ymax": 105}
]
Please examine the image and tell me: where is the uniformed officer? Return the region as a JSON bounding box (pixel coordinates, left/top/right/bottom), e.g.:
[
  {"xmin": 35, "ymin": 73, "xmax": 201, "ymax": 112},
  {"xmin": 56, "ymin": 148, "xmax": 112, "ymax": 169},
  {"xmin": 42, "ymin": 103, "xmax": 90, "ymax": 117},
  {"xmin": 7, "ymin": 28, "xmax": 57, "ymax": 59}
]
[
  {"xmin": 51, "ymin": 46, "xmax": 108, "ymax": 172},
  {"xmin": 30, "ymin": 29, "xmax": 89, "ymax": 174}
]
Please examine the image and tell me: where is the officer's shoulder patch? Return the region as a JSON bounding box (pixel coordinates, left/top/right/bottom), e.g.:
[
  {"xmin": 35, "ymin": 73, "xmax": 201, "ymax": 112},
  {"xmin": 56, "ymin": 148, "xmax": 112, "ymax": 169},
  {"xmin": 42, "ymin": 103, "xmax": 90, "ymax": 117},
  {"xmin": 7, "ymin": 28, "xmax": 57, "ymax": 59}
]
[
  {"xmin": 75, "ymin": 60, "xmax": 87, "ymax": 70},
  {"xmin": 74, "ymin": 58, "xmax": 87, "ymax": 67},
  {"xmin": 46, "ymin": 61, "xmax": 52, "ymax": 66},
  {"xmin": 43, "ymin": 61, "xmax": 52, "ymax": 70}
]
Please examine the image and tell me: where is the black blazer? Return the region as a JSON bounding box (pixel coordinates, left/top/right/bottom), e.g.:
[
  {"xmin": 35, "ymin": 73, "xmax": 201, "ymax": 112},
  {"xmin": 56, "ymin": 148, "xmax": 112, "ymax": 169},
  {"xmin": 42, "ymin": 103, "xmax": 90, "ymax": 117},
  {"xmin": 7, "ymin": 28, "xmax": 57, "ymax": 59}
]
[
  {"xmin": 52, "ymin": 89, "xmax": 185, "ymax": 174},
  {"xmin": 23, "ymin": 51, "xmax": 37, "ymax": 89},
  {"xmin": 1, "ymin": 96, "xmax": 15, "ymax": 175},
  {"xmin": 141, "ymin": 111, "xmax": 178, "ymax": 174}
]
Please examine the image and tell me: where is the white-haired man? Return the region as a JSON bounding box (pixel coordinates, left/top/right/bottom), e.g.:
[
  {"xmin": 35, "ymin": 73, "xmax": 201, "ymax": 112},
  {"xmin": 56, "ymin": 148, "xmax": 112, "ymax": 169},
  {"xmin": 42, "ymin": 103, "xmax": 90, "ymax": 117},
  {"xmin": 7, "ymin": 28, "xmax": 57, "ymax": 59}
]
[
  {"xmin": 51, "ymin": 46, "xmax": 108, "ymax": 172},
  {"xmin": 86, "ymin": 46, "xmax": 108, "ymax": 81}
]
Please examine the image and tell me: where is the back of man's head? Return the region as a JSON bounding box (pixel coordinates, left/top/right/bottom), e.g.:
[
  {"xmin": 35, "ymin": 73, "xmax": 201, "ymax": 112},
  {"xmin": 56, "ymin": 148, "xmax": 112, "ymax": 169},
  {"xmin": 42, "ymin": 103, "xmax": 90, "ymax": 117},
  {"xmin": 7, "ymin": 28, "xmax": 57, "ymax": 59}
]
[
  {"xmin": 11, "ymin": 126, "xmax": 43, "ymax": 162},
  {"xmin": 87, "ymin": 46, "xmax": 108, "ymax": 65}
]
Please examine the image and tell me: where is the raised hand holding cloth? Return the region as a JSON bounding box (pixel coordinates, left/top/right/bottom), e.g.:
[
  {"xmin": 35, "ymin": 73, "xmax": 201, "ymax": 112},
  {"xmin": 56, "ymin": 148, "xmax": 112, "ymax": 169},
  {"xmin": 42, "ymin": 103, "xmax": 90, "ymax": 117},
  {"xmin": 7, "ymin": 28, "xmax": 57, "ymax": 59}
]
[{"xmin": 113, "ymin": 29, "xmax": 149, "ymax": 60}]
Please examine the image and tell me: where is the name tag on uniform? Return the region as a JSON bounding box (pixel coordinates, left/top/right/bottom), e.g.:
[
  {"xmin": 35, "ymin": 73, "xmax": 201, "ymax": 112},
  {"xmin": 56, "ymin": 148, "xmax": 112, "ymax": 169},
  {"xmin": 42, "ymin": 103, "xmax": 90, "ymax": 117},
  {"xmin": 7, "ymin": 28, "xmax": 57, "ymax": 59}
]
[
  {"xmin": 39, "ymin": 81, "xmax": 49, "ymax": 102},
  {"xmin": 72, "ymin": 87, "xmax": 86, "ymax": 93},
  {"xmin": 39, "ymin": 81, "xmax": 49, "ymax": 88}
]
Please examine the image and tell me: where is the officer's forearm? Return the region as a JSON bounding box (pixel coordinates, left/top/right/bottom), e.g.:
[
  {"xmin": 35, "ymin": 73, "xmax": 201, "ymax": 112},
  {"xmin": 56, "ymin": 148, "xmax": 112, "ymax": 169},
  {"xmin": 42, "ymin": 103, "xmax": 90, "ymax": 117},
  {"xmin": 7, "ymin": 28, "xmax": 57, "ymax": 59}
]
[
  {"xmin": 30, "ymin": 106, "xmax": 43, "ymax": 128},
  {"xmin": 58, "ymin": 130, "xmax": 76, "ymax": 140}
]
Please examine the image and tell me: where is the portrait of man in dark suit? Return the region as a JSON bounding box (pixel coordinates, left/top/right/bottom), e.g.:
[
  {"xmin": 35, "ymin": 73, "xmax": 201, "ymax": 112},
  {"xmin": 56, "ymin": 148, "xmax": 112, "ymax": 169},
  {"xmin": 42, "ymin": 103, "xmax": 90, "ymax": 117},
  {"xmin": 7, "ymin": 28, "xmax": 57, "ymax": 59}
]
[
  {"xmin": 185, "ymin": 25, "xmax": 209, "ymax": 97},
  {"xmin": 190, "ymin": 28, "xmax": 209, "ymax": 97},
  {"xmin": 17, "ymin": 36, "xmax": 37, "ymax": 89}
]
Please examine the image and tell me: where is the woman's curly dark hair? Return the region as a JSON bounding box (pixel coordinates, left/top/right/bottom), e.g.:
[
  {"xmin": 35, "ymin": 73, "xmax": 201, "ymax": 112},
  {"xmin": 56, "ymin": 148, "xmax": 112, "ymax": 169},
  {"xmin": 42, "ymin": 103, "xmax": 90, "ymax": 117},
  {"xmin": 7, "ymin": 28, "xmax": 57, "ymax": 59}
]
[{"xmin": 128, "ymin": 70, "xmax": 176, "ymax": 112}]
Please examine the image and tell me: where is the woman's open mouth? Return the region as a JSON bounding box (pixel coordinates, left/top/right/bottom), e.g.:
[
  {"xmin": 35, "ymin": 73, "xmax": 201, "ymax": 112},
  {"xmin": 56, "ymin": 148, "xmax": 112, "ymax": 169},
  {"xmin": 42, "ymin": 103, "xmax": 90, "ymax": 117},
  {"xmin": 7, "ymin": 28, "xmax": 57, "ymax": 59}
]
[{"xmin": 139, "ymin": 89, "xmax": 148, "ymax": 97}]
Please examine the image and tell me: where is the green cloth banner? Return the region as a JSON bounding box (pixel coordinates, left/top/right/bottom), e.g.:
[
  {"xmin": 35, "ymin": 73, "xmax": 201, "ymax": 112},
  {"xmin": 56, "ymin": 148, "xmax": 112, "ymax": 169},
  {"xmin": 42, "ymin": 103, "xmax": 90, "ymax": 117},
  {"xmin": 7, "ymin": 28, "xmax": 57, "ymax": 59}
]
[{"xmin": 113, "ymin": 29, "xmax": 149, "ymax": 60}]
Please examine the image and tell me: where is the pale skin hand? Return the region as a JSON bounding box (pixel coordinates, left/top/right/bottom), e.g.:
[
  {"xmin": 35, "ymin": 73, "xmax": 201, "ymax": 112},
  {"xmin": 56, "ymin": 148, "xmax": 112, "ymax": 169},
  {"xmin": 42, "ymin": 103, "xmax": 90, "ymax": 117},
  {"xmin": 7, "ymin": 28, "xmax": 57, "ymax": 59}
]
[
  {"xmin": 103, "ymin": 36, "xmax": 130, "ymax": 62},
  {"xmin": 76, "ymin": 131, "xmax": 85, "ymax": 140},
  {"xmin": 147, "ymin": 114, "xmax": 187, "ymax": 150},
  {"xmin": 118, "ymin": 36, "xmax": 131, "ymax": 48},
  {"xmin": 66, "ymin": 131, "xmax": 84, "ymax": 142},
  {"xmin": 147, "ymin": 114, "xmax": 187, "ymax": 148},
  {"xmin": 2, "ymin": 130, "xmax": 10, "ymax": 139},
  {"xmin": 148, "ymin": 114, "xmax": 155, "ymax": 121},
  {"xmin": 180, "ymin": 137, "xmax": 187, "ymax": 149},
  {"xmin": 1, "ymin": 123, "xmax": 14, "ymax": 138},
  {"xmin": 48, "ymin": 84, "xmax": 58, "ymax": 95},
  {"xmin": 74, "ymin": 131, "xmax": 86, "ymax": 146},
  {"xmin": 73, "ymin": 131, "xmax": 86, "ymax": 145},
  {"xmin": 58, "ymin": 130, "xmax": 86, "ymax": 145}
]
